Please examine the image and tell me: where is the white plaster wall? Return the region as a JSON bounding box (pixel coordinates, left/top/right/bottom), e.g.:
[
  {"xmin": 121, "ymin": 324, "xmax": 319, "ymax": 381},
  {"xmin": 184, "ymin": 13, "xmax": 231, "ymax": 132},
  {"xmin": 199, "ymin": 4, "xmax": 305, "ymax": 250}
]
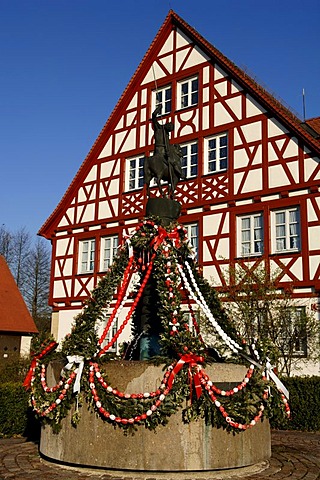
[
  {"xmin": 239, "ymin": 121, "xmax": 262, "ymax": 143},
  {"xmin": 308, "ymin": 226, "xmax": 320, "ymax": 251},
  {"xmin": 76, "ymin": 203, "xmax": 95, "ymax": 223},
  {"xmin": 268, "ymin": 164, "xmax": 291, "ymax": 188},
  {"xmin": 56, "ymin": 238, "xmax": 74, "ymax": 257},
  {"xmin": 307, "ymin": 197, "xmax": 320, "ymax": 222},
  {"xmin": 268, "ymin": 118, "xmax": 289, "ymax": 137},
  {"xmin": 304, "ymin": 155, "xmax": 320, "ymax": 182},
  {"xmin": 53, "ymin": 279, "xmax": 72, "ymax": 298},
  {"xmin": 159, "ymin": 31, "xmax": 174, "ymax": 55},
  {"xmin": 56, "ymin": 309, "xmax": 80, "ymax": 344},
  {"xmin": 203, "ymin": 212, "xmax": 228, "ymax": 237},
  {"xmin": 54, "ymin": 258, "xmax": 73, "ymax": 278},
  {"xmin": 98, "ymin": 136, "xmax": 112, "ymax": 159},
  {"xmin": 20, "ymin": 336, "xmax": 32, "ymax": 356},
  {"xmin": 246, "ymin": 95, "xmax": 266, "ymax": 117},
  {"xmin": 84, "ymin": 165, "xmax": 97, "ymax": 183}
]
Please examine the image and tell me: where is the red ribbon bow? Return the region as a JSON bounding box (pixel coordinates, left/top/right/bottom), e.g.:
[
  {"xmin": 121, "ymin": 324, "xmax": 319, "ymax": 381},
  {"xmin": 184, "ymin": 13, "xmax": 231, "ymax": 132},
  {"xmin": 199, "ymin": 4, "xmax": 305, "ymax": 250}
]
[
  {"xmin": 150, "ymin": 226, "xmax": 181, "ymax": 252},
  {"xmin": 167, "ymin": 354, "xmax": 204, "ymax": 401}
]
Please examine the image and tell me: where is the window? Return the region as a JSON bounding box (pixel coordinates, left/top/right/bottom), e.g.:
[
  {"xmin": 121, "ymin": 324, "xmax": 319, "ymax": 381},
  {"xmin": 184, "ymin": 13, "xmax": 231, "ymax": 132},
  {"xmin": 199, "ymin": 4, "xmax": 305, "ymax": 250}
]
[
  {"xmin": 182, "ymin": 310, "xmax": 200, "ymax": 334},
  {"xmin": 126, "ymin": 156, "xmax": 144, "ymax": 191},
  {"xmin": 272, "ymin": 207, "xmax": 300, "ymax": 252},
  {"xmin": 285, "ymin": 307, "xmax": 307, "ymax": 357},
  {"xmin": 100, "ymin": 316, "xmax": 118, "ymax": 353},
  {"xmin": 101, "ymin": 235, "xmax": 119, "ymax": 271},
  {"xmin": 79, "ymin": 239, "xmax": 95, "ymax": 273},
  {"xmin": 181, "ymin": 142, "xmax": 198, "ymax": 178},
  {"xmin": 178, "ymin": 76, "xmax": 198, "ymax": 109},
  {"xmin": 204, "ymin": 133, "xmax": 228, "ymax": 174},
  {"xmin": 238, "ymin": 213, "xmax": 263, "ymax": 256},
  {"xmin": 153, "ymin": 85, "xmax": 172, "ymax": 114},
  {"xmin": 185, "ymin": 223, "xmax": 198, "ymax": 260}
]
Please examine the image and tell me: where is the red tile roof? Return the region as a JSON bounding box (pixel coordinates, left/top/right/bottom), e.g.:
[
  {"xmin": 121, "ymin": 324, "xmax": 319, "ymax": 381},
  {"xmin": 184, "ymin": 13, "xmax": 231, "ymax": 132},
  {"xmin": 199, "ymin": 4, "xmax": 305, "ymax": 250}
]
[{"xmin": 0, "ymin": 256, "xmax": 38, "ymax": 334}]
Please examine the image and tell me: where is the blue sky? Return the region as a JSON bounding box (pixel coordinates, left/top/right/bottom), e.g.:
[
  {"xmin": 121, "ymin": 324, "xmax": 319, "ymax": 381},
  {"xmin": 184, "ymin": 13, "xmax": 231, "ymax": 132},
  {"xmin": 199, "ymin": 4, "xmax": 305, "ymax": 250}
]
[{"xmin": 1, "ymin": 0, "xmax": 319, "ymax": 237}]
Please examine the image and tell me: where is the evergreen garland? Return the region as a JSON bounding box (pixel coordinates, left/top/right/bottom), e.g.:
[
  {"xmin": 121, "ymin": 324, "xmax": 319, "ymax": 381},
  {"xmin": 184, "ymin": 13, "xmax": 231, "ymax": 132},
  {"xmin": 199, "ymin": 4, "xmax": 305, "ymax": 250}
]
[{"xmin": 24, "ymin": 217, "xmax": 290, "ymax": 434}]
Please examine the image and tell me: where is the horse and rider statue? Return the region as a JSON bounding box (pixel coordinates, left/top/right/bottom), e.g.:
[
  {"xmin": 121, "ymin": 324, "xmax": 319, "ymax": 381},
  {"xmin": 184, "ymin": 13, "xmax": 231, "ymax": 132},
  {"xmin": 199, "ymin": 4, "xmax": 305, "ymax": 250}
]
[{"xmin": 143, "ymin": 104, "xmax": 185, "ymax": 199}]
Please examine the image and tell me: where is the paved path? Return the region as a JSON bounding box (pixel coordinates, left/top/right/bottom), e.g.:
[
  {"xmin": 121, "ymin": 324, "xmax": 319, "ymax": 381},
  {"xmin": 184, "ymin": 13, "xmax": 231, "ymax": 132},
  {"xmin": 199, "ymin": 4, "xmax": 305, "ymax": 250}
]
[{"xmin": 0, "ymin": 430, "xmax": 319, "ymax": 480}]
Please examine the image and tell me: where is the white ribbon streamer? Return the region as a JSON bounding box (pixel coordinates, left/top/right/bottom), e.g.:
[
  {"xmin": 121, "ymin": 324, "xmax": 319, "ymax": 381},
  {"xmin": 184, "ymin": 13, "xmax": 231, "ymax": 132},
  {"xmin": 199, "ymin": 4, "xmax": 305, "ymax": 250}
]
[
  {"xmin": 126, "ymin": 238, "xmax": 133, "ymax": 258},
  {"xmin": 266, "ymin": 361, "xmax": 289, "ymax": 399},
  {"xmin": 64, "ymin": 355, "xmax": 85, "ymax": 393}
]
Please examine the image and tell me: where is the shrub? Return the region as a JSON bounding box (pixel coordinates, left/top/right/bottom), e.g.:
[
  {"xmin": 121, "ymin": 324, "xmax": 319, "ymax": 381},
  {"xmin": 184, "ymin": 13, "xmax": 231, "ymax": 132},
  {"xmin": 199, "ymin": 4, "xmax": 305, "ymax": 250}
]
[
  {"xmin": 0, "ymin": 358, "xmax": 40, "ymax": 439},
  {"xmin": 0, "ymin": 383, "xmax": 29, "ymax": 437},
  {"xmin": 270, "ymin": 376, "xmax": 320, "ymax": 432}
]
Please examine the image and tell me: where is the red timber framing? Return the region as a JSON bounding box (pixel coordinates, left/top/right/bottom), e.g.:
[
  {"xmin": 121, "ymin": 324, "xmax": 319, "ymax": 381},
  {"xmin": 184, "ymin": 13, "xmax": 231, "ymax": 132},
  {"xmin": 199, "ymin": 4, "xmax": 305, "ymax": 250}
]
[{"xmin": 39, "ymin": 11, "xmax": 320, "ymax": 337}]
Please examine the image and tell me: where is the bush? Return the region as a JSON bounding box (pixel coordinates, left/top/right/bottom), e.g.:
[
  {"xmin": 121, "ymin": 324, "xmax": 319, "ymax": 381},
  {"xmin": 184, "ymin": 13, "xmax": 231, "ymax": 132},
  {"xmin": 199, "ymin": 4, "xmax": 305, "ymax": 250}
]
[
  {"xmin": 0, "ymin": 358, "xmax": 40, "ymax": 439},
  {"xmin": 270, "ymin": 376, "xmax": 320, "ymax": 432},
  {"xmin": 0, "ymin": 383, "xmax": 29, "ymax": 437}
]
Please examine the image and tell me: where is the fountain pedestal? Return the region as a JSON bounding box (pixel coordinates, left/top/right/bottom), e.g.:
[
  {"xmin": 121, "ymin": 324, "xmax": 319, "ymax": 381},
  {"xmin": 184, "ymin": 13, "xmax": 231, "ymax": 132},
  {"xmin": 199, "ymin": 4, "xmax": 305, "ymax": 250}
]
[{"xmin": 40, "ymin": 361, "xmax": 271, "ymax": 472}]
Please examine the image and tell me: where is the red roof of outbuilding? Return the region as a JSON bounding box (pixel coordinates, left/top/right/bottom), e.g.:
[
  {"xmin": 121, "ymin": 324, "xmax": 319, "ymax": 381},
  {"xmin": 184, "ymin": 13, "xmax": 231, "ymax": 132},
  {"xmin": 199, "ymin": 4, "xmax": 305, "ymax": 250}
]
[{"xmin": 0, "ymin": 256, "xmax": 38, "ymax": 334}]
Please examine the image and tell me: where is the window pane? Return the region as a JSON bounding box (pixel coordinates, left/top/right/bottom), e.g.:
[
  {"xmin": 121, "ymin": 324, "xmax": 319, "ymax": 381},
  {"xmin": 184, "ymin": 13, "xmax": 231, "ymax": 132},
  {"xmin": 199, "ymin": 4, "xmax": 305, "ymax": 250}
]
[
  {"xmin": 242, "ymin": 243, "xmax": 250, "ymax": 255},
  {"xmin": 156, "ymin": 91, "xmax": 162, "ymax": 104},
  {"xmin": 276, "ymin": 212, "xmax": 285, "ymax": 224},
  {"xmin": 242, "ymin": 231, "xmax": 250, "ymax": 243},
  {"xmin": 190, "ymin": 165, "xmax": 197, "ymax": 176},
  {"xmin": 191, "ymin": 92, "xmax": 198, "ymax": 105},
  {"xmin": 276, "ymin": 225, "xmax": 285, "ymax": 237},
  {"xmin": 191, "ymin": 78, "xmax": 198, "ymax": 91},
  {"xmin": 209, "ymin": 150, "xmax": 216, "ymax": 160},
  {"xmin": 181, "ymin": 95, "xmax": 188, "ymax": 108},
  {"xmin": 191, "ymin": 143, "xmax": 198, "ymax": 154},
  {"xmin": 181, "ymin": 83, "xmax": 188, "ymax": 94},
  {"xmin": 276, "ymin": 238, "xmax": 285, "ymax": 251},
  {"xmin": 209, "ymin": 139, "xmax": 216, "ymax": 149},
  {"xmin": 289, "ymin": 210, "xmax": 297, "ymax": 222},
  {"xmin": 254, "ymin": 215, "xmax": 262, "ymax": 228},
  {"xmin": 242, "ymin": 218, "xmax": 250, "ymax": 229}
]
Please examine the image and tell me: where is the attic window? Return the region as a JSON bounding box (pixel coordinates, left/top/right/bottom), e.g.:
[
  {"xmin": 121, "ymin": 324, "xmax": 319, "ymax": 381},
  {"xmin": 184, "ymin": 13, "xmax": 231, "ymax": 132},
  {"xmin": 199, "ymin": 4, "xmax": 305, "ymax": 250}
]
[
  {"xmin": 178, "ymin": 76, "xmax": 198, "ymax": 109},
  {"xmin": 153, "ymin": 85, "xmax": 172, "ymax": 114}
]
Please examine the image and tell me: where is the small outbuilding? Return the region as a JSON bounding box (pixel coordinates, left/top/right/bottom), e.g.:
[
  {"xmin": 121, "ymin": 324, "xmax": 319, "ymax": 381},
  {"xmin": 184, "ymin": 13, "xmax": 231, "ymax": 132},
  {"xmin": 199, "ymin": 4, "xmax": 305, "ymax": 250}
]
[{"xmin": 0, "ymin": 255, "xmax": 38, "ymax": 361}]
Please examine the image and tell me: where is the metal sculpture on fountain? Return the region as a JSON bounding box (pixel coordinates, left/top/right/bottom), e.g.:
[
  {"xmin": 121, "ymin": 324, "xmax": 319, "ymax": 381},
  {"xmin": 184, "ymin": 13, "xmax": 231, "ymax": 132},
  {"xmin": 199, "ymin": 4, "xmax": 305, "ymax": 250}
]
[
  {"xmin": 135, "ymin": 105, "xmax": 185, "ymax": 359},
  {"xmin": 144, "ymin": 104, "xmax": 185, "ymax": 200}
]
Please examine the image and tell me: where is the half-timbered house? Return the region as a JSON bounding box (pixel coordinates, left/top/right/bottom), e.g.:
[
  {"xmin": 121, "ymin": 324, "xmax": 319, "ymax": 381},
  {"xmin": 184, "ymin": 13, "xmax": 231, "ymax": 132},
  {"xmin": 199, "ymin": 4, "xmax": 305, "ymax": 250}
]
[{"xmin": 39, "ymin": 11, "xmax": 320, "ymax": 373}]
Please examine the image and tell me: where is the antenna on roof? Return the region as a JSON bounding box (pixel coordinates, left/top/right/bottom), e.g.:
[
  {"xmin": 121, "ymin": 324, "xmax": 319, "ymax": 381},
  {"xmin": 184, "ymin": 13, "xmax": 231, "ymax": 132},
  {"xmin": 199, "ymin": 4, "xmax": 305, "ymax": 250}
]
[{"xmin": 302, "ymin": 88, "xmax": 306, "ymax": 121}]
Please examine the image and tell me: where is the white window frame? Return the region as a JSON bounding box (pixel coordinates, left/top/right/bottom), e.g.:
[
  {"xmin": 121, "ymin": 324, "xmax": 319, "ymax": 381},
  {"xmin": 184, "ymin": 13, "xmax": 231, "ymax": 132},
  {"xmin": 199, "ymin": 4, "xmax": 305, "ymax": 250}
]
[
  {"xmin": 99, "ymin": 314, "xmax": 118, "ymax": 353},
  {"xmin": 152, "ymin": 85, "xmax": 172, "ymax": 114},
  {"xmin": 79, "ymin": 238, "xmax": 95, "ymax": 274},
  {"xmin": 100, "ymin": 235, "xmax": 119, "ymax": 272},
  {"xmin": 125, "ymin": 156, "xmax": 145, "ymax": 191},
  {"xmin": 237, "ymin": 213, "xmax": 263, "ymax": 257},
  {"xmin": 185, "ymin": 223, "xmax": 199, "ymax": 260},
  {"xmin": 271, "ymin": 207, "xmax": 300, "ymax": 253},
  {"xmin": 284, "ymin": 307, "xmax": 307, "ymax": 357},
  {"xmin": 178, "ymin": 76, "xmax": 199, "ymax": 109},
  {"xmin": 182, "ymin": 310, "xmax": 200, "ymax": 334},
  {"xmin": 204, "ymin": 133, "xmax": 228, "ymax": 174},
  {"xmin": 181, "ymin": 141, "xmax": 198, "ymax": 179}
]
